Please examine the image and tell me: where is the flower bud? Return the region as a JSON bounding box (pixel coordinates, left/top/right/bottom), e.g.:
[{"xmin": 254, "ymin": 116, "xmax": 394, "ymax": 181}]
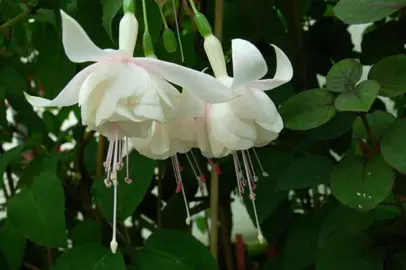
[
  {"xmin": 194, "ymin": 12, "xmax": 212, "ymax": 38},
  {"xmin": 119, "ymin": 13, "xmax": 138, "ymax": 55},
  {"xmin": 143, "ymin": 31, "xmax": 155, "ymax": 56},
  {"xmin": 203, "ymin": 34, "xmax": 227, "ymax": 78},
  {"xmin": 163, "ymin": 28, "xmax": 177, "ymax": 53}
]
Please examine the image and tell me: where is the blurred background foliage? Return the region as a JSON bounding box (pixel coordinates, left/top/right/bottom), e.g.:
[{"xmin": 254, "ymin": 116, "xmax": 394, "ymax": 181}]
[{"xmin": 1, "ymin": 0, "xmax": 406, "ymax": 269}]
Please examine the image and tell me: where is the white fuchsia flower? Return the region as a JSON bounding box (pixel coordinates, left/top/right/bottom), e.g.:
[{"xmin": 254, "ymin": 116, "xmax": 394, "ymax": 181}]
[
  {"xmin": 195, "ymin": 35, "xmax": 293, "ymax": 158},
  {"xmin": 24, "ymin": 10, "xmax": 234, "ymax": 253},
  {"xmin": 192, "ymin": 34, "xmax": 293, "ymax": 242},
  {"xmin": 25, "ymin": 11, "xmax": 233, "ymax": 138}
]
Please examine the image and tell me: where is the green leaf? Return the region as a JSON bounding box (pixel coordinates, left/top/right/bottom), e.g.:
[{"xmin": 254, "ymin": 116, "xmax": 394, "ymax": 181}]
[
  {"xmin": 284, "ymin": 211, "xmax": 326, "ymax": 270},
  {"xmin": 330, "ymin": 155, "xmax": 394, "ymax": 211},
  {"xmin": 318, "ymin": 204, "xmax": 373, "ymax": 247},
  {"xmin": 70, "ymin": 219, "xmax": 102, "ymax": 246},
  {"xmin": 195, "ymin": 216, "xmax": 208, "ymax": 234},
  {"xmin": 92, "ymin": 152, "xmax": 155, "ymax": 220},
  {"xmin": 279, "ymin": 89, "xmax": 336, "ymax": 130},
  {"xmin": 31, "ymin": 18, "xmax": 76, "ymax": 99},
  {"xmin": 261, "ymin": 258, "xmax": 283, "ymax": 270},
  {"xmin": 381, "ymin": 119, "xmax": 406, "ymax": 174},
  {"xmin": 334, "ymin": 80, "xmax": 380, "ymax": 112},
  {"xmin": 316, "ymin": 231, "xmax": 383, "ymax": 270},
  {"xmin": 277, "ymin": 155, "xmax": 333, "ymax": 191},
  {"xmin": 0, "ymin": 66, "xmax": 48, "ymax": 138},
  {"xmin": 389, "ymin": 252, "xmax": 406, "ymax": 270},
  {"xmin": 368, "ymin": 54, "xmax": 406, "ymax": 97},
  {"xmin": 326, "ymin": 59, "xmax": 363, "ymax": 92},
  {"xmin": 373, "ymin": 204, "xmax": 400, "ymax": 220},
  {"xmin": 305, "ymin": 112, "xmax": 356, "ymax": 140},
  {"xmin": 134, "ymin": 229, "xmax": 217, "ymax": 270},
  {"xmin": 8, "ymin": 172, "xmax": 67, "ymax": 247},
  {"xmin": 0, "ymin": 145, "xmax": 24, "ymax": 188},
  {"xmin": 353, "ymin": 111, "xmax": 396, "ymax": 139},
  {"xmin": 334, "ymin": 0, "xmax": 406, "ymax": 24},
  {"xmin": 18, "ymin": 152, "xmax": 61, "ymax": 188},
  {"xmin": 0, "ymin": 221, "xmax": 26, "ymax": 270},
  {"xmin": 53, "ymin": 243, "xmax": 125, "ymax": 270},
  {"xmin": 260, "ymin": 201, "xmax": 295, "ymax": 244},
  {"xmin": 102, "ymin": 0, "xmax": 122, "ymax": 41}
]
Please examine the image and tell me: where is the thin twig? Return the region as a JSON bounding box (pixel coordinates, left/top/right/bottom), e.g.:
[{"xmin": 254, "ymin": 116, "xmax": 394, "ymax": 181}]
[
  {"xmin": 209, "ymin": 0, "xmax": 224, "ymax": 261},
  {"xmin": 394, "ymin": 193, "xmax": 406, "ymax": 215},
  {"xmin": 360, "ymin": 113, "xmax": 380, "ymax": 153},
  {"xmin": 96, "ymin": 136, "xmax": 107, "ymax": 177},
  {"xmin": 209, "ymin": 168, "xmax": 219, "ymax": 261},
  {"xmin": 46, "ymin": 248, "xmax": 53, "ymax": 267},
  {"xmin": 220, "ymin": 205, "xmax": 234, "ymax": 270},
  {"xmin": 23, "ymin": 263, "xmax": 41, "ymax": 270}
]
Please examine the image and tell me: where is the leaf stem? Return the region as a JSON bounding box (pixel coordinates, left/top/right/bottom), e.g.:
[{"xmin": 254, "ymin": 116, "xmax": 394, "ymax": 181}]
[
  {"xmin": 187, "ymin": 0, "xmax": 199, "ymax": 14},
  {"xmin": 0, "ymin": 9, "xmax": 30, "ymax": 32},
  {"xmin": 141, "ymin": 0, "xmax": 149, "ymax": 32},
  {"xmin": 360, "ymin": 113, "xmax": 380, "ymax": 153},
  {"xmin": 157, "ymin": 3, "xmax": 169, "ymax": 28}
]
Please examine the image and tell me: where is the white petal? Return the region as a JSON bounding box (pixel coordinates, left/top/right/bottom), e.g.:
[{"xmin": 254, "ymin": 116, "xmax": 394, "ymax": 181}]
[
  {"xmin": 174, "ymin": 89, "xmax": 205, "ymax": 119},
  {"xmin": 170, "ymin": 119, "xmax": 196, "ymax": 142},
  {"xmin": 129, "ymin": 122, "xmax": 171, "ymax": 159},
  {"xmin": 195, "ymin": 118, "xmax": 212, "ymax": 158},
  {"xmin": 231, "ymin": 39, "xmax": 267, "ymax": 88},
  {"xmin": 232, "ymin": 90, "xmax": 279, "ymax": 126},
  {"xmin": 81, "ymin": 77, "xmax": 107, "ymax": 125},
  {"xmin": 134, "ymin": 57, "xmax": 237, "ymax": 103},
  {"xmin": 109, "ymin": 106, "xmax": 146, "ymax": 123},
  {"xmin": 95, "ymin": 65, "xmax": 139, "ymax": 125},
  {"xmin": 247, "ymin": 44, "xmax": 293, "ymax": 91},
  {"xmin": 209, "ymin": 104, "xmax": 255, "ymax": 151},
  {"xmin": 24, "ymin": 64, "xmax": 96, "ymax": 107},
  {"xmin": 78, "ymin": 64, "xmax": 108, "ymax": 106},
  {"xmin": 118, "ymin": 121, "xmax": 152, "ymax": 138},
  {"xmin": 254, "ymin": 125, "xmax": 279, "ymax": 147},
  {"xmin": 256, "ymin": 113, "xmax": 283, "ymax": 134},
  {"xmin": 60, "ymin": 10, "xmax": 121, "ymax": 63},
  {"xmin": 133, "ymin": 80, "xmax": 165, "ymax": 122}
]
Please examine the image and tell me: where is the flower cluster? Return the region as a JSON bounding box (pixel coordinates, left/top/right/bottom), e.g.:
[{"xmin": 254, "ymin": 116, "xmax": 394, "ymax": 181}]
[{"xmin": 25, "ymin": 7, "xmax": 293, "ymax": 253}]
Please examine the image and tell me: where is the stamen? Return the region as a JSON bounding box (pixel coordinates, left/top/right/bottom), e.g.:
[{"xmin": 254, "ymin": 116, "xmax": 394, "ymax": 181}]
[
  {"xmin": 252, "ymin": 148, "xmax": 269, "ymax": 177},
  {"xmin": 171, "ymin": 155, "xmax": 192, "ymax": 225},
  {"xmin": 117, "ymin": 139, "xmax": 123, "ymax": 171},
  {"xmin": 124, "ymin": 137, "xmax": 132, "ymax": 184},
  {"xmin": 104, "ymin": 139, "xmax": 114, "ymax": 188},
  {"xmin": 104, "ymin": 139, "xmax": 114, "ymax": 172},
  {"xmin": 247, "ymin": 150, "xmax": 259, "ymax": 182},
  {"xmin": 241, "ymin": 150, "xmax": 264, "ymax": 244},
  {"xmin": 232, "ymin": 152, "xmax": 244, "ymax": 199},
  {"xmin": 110, "ymin": 129, "xmax": 119, "ymax": 254},
  {"xmin": 185, "ymin": 152, "xmax": 206, "ymax": 194}
]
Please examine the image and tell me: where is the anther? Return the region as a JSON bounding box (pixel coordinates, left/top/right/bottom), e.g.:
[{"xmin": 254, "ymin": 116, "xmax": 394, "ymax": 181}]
[{"xmin": 252, "ymin": 148, "xmax": 269, "ymax": 178}]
